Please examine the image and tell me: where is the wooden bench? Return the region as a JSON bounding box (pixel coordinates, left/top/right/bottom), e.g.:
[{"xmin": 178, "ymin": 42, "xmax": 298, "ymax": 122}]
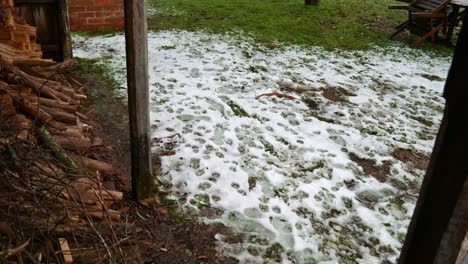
[{"xmin": 389, "ymin": 0, "xmax": 451, "ymax": 45}]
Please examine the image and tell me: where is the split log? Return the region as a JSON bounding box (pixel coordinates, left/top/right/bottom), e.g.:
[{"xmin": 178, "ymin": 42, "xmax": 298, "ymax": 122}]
[
  {"xmin": 57, "ymin": 127, "xmax": 86, "ymax": 138},
  {"xmin": 25, "ymin": 95, "xmax": 80, "ymax": 113},
  {"xmin": 53, "ymin": 135, "xmax": 91, "ymax": 151},
  {"xmin": 13, "ymin": 58, "xmax": 55, "ymax": 67},
  {"xmin": 91, "ymin": 137, "xmax": 103, "ymax": 147},
  {"xmin": 5, "ymin": 90, "xmax": 53, "ymax": 123},
  {"xmin": 82, "ymin": 189, "xmax": 123, "ymax": 202},
  {"xmin": 73, "ymin": 93, "xmax": 87, "ymax": 100},
  {"xmin": 0, "ymin": 92, "xmax": 15, "ymax": 120},
  {"xmin": 33, "ymin": 160, "xmax": 65, "ymax": 177},
  {"xmin": 37, "ymin": 126, "xmax": 79, "ymax": 172},
  {"xmin": 71, "ymin": 155, "xmax": 113, "ymax": 175},
  {"xmin": 58, "ymin": 238, "xmax": 73, "ymax": 264},
  {"xmin": 36, "ymin": 59, "xmax": 77, "ymax": 73},
  {"xmin": 39, "ymin": 105, "xmax": 79, "ymax": 125},
  {"xmin": 0, "ymin": 56, "xmax": 61, "ymax": 100},
  {"xmin": 86, "ymin": 207, "xmax": 121, "ymax": 222},
  {"xmin": 74, "ymin": 111, "xmax": 89, "ymax": 121}
]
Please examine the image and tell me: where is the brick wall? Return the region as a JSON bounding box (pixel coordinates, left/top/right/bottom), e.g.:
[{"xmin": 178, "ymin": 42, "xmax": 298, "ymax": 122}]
[{"xmin": 69, "ymin": 0, "xmax": 124, "ymax": 31}]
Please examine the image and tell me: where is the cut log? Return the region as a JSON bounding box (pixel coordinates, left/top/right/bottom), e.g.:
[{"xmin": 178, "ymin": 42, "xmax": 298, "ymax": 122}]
[
  {"xmin": 56, "ymin": 127, "xmax": 85, "ymax": 138},
  {"xmin": 6, "ymin": 91, "xmax": 53, "ymax": 123},
  {"xmin": 25, "ymin": 96, "xmax": 80, "ymax": 113},
  {"xmin": 0, "ymin": 92, "xmax": 15, "ymax": 120},
  {"xmin": 71, "ymin": 155, "xmax": 113, "ymax": 175},
  {"xmin": 37, "ymin": 126, "xmax": 79, "ymax": 172},
  {"xmin": 0, "ymin": 57, "xmax": 61, "ymax": 100},
  {"xmin": 58, "ymin": 238, "xmax": 73, "ymax": 264},
  {"xmin": 39, "ymin": 105, "xmax": 79, "ymax": 125},
  {"xmin": 86, "ymin": 207, "xmax": 121, "ymax": 222},
  {"xmin": 74, "ymin": 111, "xmax": 89, "ymax": 121},
  {"xmin": 13, "ymin": 58, "xmax": 54, "ymax": 67},
  {"xmin": 53, "ymin": 135, "xmax": 91, "ymax": 151}
]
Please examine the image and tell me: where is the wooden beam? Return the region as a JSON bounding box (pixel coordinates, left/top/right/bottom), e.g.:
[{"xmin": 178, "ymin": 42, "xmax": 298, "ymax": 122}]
[
  {"xmin": 398, "ymin": 14, "xmax": 468, "ymax": 264},
  {"xmin": 57, "ymin": 0, "xmax": 73, "ymax": 60},
  {"xmin": 124, "ymin": 0, "xmax": 154, "ymax": 200}
]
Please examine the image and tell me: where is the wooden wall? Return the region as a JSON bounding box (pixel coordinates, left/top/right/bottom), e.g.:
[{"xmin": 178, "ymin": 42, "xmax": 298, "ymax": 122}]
[{"xmin": 14, "ymin": 0, "xmax": 72, "ymax": 61}]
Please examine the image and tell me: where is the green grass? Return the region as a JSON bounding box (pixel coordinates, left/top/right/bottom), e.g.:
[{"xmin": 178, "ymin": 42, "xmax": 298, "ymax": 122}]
[{"xmin": 147, "ymin": 0, "xmax": 451, "ymax": 51}]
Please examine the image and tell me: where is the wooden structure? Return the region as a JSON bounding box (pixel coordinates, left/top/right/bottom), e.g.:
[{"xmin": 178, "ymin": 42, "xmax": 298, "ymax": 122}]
[
  {"xmin": 389, "ymin": 0, "xmax": 450, "ymax": 45},
  {"xmin": 445, "ymin": 0, "xmax": 468, "ymax": 44},
  {"xmin": 398, "ymin": 13, "xmax": 468, "ymax": 264},
  {"xmin": 123, "ymin": 0, "xmax": 154, "ymax": 200},
  {"xmin": 13, "ymin": 0, "xmax": 72, "ymax": 61}
]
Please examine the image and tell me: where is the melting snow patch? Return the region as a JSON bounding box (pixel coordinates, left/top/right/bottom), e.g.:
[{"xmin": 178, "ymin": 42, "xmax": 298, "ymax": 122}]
[{"xmin": 74, "ymin": 31, "xmax": 450, "ymax": 263}]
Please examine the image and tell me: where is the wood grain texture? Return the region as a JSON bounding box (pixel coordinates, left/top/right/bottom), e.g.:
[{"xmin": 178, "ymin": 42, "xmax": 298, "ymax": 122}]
[{"xmin": 124, "ymin": 0, "xmax": 154, "ymax": 200}]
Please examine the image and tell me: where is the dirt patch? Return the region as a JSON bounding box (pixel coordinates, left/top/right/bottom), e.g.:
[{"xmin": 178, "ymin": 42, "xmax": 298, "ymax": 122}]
[
  {"xmin": 393, "ymin": 148, "xmax": 429, "ymax": 170},
  {"xmin": 322, "ymin": 87, "xmax": 345, "ymax": 102},
  {"xmin": 302, "ymin": 97, "xmax": 319, "ymax": 110},
  {"xmin": 349, "ymin": 153, "xmax": 391, "ymax": 182}
]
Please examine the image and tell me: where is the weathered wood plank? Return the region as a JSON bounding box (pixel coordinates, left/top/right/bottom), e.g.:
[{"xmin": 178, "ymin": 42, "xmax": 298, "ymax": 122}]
[
  {"xmin": 57, "ymin": 0, "xmax": 72, "ymax": 60},
  {"xmin": 124, "ymin": 0, "xmax": 154, "ymax": 200}
]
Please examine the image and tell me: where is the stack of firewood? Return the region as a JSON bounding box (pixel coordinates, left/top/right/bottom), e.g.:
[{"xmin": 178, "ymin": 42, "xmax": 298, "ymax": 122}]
[
  {"xmin": 0, "ymin": 0, "xmax": 43, "ymax": 62},
  {"xmin": 0, "ymin": 3, "xmax": 127, "ymax": 263},
  {"xmin": 0, "ymin": 58, "xmax": 117, "ymax": 174}
]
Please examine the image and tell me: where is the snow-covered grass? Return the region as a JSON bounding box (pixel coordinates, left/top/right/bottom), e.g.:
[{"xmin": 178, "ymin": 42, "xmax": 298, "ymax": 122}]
[{"xmin": 74, "ymin": 31, "xmax": 450, "ymax": 263}]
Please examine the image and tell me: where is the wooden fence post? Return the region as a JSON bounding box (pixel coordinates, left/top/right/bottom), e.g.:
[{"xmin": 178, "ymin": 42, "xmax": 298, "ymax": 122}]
[{"xmin": 124, "ymin": 0, "xmax": 154, "ymax": 200}]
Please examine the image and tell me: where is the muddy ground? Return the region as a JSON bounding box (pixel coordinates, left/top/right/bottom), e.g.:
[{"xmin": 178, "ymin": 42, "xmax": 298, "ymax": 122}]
[{"xmin": 75, "ymin": 61, "xmax": 238, "ymax": 264}]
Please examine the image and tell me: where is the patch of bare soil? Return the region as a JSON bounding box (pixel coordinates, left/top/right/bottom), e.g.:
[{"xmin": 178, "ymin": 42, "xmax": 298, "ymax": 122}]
[
  {"xmin": 302, "ymin": 97, "xmax": 319, "ymax": 110},
  {"xmin": 322, "ymin": 87, "xmax": 346, "ymax": 102},
  {"xmin": 349, "ymin": 153, "xmax": 391, "ymax": 182},
  {"xmin": 393, "ymin": 148, "xmax": 429, "ymax": 170},
  {"xmin": 78, "ymin": 66, "xmax": 238, "ymax": 263}
]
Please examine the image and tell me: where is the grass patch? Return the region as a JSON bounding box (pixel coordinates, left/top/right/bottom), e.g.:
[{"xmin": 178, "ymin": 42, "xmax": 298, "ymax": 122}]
[
  {"xmin": 73, "ymin": 29, "xmax": 122, "ymax": 38},
  {"xmin": 226, "ymin": 100, "xmax": 249, "ymax": 117},
  {"xmin": 147, "ymin": 0, "xmax": 452, "ymax": 52}
]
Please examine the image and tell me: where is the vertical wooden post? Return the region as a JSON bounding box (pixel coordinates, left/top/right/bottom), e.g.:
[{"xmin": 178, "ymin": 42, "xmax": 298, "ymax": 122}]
[
  {"xmin": 58, "ymin": 0, "xmax": 73, "ymax": 60},
  {"xmin": 124, "ymin": 0, "xmax": 154, "ymax": 200},
  {"xmin": 398, "ymin": 14, "xmax": 468, "ymax": 264}
]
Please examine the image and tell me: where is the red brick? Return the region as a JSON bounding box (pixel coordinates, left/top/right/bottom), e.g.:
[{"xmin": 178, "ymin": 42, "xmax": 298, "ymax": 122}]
[
  {"xmin": 69, "ymin": 6, "xmax": 86, "ymax": 13},
  {"xmin": 69, "ymin": 0, "xmax": 125, "ymax": 32},
  {"xmin": 78, "ymin": 11, "xmax": 95, "ymax": 18},
  {"xmin": 87, "ymin": 17, "xmax": 105, "ymax": 25},
  {"xmin": 95, "ymin": 0, "xmax": 110, "ymax": 4},
  {"xmin": 86, "ymin": 6, "xmax": 104, "ymax": 12},
  {"xmin": 75, "ymin": 0, "xmax": 94, "ymax": 6}
]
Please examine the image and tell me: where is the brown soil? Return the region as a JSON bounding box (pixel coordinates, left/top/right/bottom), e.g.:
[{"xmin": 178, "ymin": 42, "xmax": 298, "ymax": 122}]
[
  {"xmin": 302, "ymin": 97, "xmax": 319, "ymax": 110},
  {"xmin": 393, "ymin": 148, "xmax": 429, "ymax": 170},
  {"xmin": 78, "ymin": 68, "xmax": 238, "ymax": 263},
  {"xmin": 349, "ymin": 153, "xmax": 391, "ymax": 182},
  {"xmin": 322, "ymin": 87, "xmax": 345, "ymax": 102}
]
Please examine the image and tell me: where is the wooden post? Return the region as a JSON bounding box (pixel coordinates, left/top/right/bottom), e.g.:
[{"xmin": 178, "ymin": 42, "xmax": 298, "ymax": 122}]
[
  {"xmin": 398, "ymin": 14, "xmax": 468, "ymax": 264},
  {"xmin": 124, "ymin": 0, "xmax": 154, "ymax": 200},
  {"xmin": 57, "ymin": 0, "xmax": 73, "ymax": 60}
]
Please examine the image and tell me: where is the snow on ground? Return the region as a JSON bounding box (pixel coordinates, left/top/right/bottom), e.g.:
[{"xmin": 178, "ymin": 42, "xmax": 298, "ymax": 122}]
[{"xmin": 74, "ymin": 31, "xmax": 450, "ymax": 263}]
